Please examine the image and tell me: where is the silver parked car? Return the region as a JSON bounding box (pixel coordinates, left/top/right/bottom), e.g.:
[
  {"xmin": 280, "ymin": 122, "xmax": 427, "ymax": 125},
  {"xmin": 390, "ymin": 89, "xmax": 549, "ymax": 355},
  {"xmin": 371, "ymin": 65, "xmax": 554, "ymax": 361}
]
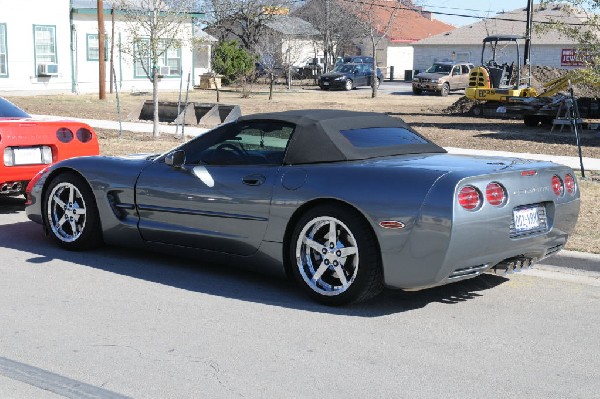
[
  {"xmin": 26, "ymin": 110, "xmax": 580, "ymax": 305},
  {"xmin": 413, "ymin": 61, "xmax": 474, "ymax": 96}
]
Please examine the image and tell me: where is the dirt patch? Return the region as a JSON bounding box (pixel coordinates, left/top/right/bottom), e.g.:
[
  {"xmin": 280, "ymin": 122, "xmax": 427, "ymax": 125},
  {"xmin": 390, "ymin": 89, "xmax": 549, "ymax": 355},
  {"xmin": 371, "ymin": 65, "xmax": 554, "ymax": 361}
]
[{"xmin": 442, "ymin": 96, "xmax": 476, "ymax": 115}]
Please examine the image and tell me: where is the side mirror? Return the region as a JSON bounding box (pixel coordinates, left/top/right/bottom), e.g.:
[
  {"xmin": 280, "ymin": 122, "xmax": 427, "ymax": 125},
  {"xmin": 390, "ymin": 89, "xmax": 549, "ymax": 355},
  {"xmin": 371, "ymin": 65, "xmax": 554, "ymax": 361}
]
[{"xmin": 165, "ymin": 150, "xmax": 186, "ymax": 168}]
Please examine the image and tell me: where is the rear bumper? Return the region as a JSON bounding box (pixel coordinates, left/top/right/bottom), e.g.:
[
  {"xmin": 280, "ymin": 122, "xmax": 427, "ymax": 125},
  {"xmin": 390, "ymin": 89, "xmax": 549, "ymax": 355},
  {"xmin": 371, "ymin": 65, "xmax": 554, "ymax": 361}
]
[{"xmin": 380, "ymin": 197, "xmax": 580, "ymax": 290}]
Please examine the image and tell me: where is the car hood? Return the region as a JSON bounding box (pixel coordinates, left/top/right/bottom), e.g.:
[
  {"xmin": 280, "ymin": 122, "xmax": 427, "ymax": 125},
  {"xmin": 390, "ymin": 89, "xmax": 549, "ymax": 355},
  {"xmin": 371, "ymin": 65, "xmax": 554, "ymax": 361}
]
[{"xmin": 415, "ymin": 72, "xmax": 448, "ymax": 79}]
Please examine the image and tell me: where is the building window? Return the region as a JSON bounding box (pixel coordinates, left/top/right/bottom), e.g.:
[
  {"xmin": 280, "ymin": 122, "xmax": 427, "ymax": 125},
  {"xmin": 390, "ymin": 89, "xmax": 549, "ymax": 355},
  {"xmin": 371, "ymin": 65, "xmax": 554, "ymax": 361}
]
[
  {"xmin": 0, "ymin": 24, "xmax": 7, "ymax": 77},
  {"xmin": 87, "ymin": 34, "xmax": 108, "ymax": 61},
  {"xmin": 134, "ymin": 39, "xmax": 181, "ymax": 78},
  {"xmin": 33, "ymin": 25, "xmax": 57, "ymax": 68}
]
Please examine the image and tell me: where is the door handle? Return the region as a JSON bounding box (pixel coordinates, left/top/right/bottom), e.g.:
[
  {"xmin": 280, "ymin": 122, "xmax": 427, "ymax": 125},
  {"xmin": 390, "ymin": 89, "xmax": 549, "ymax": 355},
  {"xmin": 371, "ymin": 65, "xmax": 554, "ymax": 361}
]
[{"xmin": 242, "ymin": 174, "xmax": 266, "ymax": 186}]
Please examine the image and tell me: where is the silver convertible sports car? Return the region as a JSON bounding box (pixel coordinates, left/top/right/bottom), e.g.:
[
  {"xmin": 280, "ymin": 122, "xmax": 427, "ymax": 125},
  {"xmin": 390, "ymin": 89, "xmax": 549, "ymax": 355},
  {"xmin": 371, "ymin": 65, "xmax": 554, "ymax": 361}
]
[{"xmin": 26, "ymin": 110, "xmax": 580, "ymax": 305}]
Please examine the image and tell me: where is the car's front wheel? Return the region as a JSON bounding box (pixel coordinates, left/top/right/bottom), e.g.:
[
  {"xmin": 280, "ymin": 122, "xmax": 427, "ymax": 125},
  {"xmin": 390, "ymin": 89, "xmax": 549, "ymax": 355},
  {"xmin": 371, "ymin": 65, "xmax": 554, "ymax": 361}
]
[
  {"xmin": 290, "ymin": 205, "xmax": 383, "ymax": 305},
  {"xmin": 412, "ymin": 87, "xmax": 422, "ymax": 95},
  {"xmin": 43, "ymin": 172, "xmax": 102, "ymax": 250},
  {"xmin": 440, "ymin": 82, "xmax": 450, "ymax": 96},
  {"xmin": 345, "ymin": 79, "xmax": 353, "ymax": 91}
]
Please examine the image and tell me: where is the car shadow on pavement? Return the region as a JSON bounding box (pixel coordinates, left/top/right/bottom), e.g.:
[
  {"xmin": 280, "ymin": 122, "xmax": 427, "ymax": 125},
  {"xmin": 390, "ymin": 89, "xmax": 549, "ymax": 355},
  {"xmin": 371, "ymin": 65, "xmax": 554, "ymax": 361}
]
[
  {"xmin": 0, "ymin": 196, "xmax": 26, "ymax": 214},
  {"xmin": 1, "ymin": 219, "xmax": 509, "ymax": 317}
]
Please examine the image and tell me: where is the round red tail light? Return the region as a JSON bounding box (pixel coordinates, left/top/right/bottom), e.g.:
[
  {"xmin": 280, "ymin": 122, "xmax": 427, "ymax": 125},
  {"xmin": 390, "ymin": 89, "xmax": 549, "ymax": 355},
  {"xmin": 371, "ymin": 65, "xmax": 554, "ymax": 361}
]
[
  {"xmin": 552, "ymin": 175, "xmax": 564, "ymax": 196},
  {"xmin": 458, "ymin": 185, "xmax": 482, "ymax": 211},
  {"xmin": 486, "ymin": 182, "xmax": 506, "ymax": 206},
  {"xmin": 56, "ymin": 128, "xmax": 74, "ymax": 143},
  {"xmin": 76, "ymin": 128, "xmax": 93, "ymax": 143},
  {"xmin": 564, "ymin": 174, "xmax": 576, "ymax": 195}
]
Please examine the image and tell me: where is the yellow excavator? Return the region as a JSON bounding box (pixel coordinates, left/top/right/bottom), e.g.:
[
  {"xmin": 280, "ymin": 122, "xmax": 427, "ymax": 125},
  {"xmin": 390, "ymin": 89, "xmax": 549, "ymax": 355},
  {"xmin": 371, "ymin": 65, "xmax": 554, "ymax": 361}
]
[
  {"xmin": 465, "ymin": 35, "xmax": 538, "ymax": 102},
  {"xmin": 464, "ymin": 33, "xmax": 591, "ymax": 126}
]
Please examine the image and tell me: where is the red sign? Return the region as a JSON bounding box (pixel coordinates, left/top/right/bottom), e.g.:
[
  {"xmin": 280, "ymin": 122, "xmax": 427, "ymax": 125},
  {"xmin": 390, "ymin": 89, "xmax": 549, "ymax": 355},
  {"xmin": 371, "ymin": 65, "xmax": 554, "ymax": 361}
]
[{"xmin": 561, "ymin": 49, "xmax": 584, "ymax": 67}]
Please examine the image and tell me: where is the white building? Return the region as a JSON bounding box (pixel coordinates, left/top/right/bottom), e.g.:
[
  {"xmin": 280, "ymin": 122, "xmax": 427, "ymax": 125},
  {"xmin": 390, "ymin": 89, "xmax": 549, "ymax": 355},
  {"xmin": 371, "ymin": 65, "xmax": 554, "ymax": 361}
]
[{"xmin": 0, "ymin": 0, "xmax": 211, "ymax": 94}]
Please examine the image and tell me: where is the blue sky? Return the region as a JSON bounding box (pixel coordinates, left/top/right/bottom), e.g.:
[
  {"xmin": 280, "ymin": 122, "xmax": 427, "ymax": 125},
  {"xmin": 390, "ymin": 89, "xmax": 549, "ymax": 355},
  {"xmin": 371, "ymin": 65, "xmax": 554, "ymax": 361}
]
[{"xmin": 424, "ymin": 1, "xmax": 533, "ymax": 26}]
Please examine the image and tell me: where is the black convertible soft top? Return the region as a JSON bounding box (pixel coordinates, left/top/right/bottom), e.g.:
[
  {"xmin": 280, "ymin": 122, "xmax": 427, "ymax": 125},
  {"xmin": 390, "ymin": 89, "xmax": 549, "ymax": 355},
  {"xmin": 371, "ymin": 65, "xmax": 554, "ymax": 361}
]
[{"xmin": 238, "ymin": 109, "xmax": 446, "ymax": 164}]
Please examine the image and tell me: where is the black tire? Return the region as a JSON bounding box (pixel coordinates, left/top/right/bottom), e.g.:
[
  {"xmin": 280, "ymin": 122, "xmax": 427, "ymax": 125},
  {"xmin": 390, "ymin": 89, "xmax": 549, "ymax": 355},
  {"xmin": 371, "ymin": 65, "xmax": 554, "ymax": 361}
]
[
  {"xmin": 345, "ymin": 79, "xmax": 353, "ymax": 91},
  {"xmin": 523, "ymin": 115, "xmax": 541, "ymax": 127},
  {"xmin": 472, "ymin": 106, "xmax": 483, "ymax": 117},
  {"xmin": 412, "ymin": 88, "xmax": 422, "ymax": 95},
  {"xmin": 440, "ymin": 83, "xmax": 450, "ymax": 97},
  {"xmin": 43, "ymin": 172, "xmax": 103, "ymax": 251},
  {"xmin": 289, "ymin": 204, "xmax": 383, "ymax": 305},
  {"xmin": 540, "ymin": 116, "xmax": 554, "ymax": 126}
]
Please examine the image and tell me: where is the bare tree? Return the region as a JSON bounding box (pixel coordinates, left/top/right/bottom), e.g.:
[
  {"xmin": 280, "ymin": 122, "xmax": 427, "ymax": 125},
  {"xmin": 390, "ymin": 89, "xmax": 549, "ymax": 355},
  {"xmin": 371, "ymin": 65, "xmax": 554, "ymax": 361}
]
[
  {"xmin": 253, "ymin": 32, "xmax": 282, "ymax": 99},
  {"xmin": 538, "ymin": 1, "xmax": 600, "ymax": 85},
  {"xmin": 293, "ymin": 0, "xmax": 363, "ymax": 71},
  {"xmin": 204, "ymin": 0, "xmax": 291, "ymax": 50},
  {"xmin": 114, "ymin": 0, "xmax": 196, "ymax": 137},
  {"xmin": 345, "ymin": 0, "xmax": 402, "ymax": 98},
  {"xmin": 280, "ymin": 36, "xmax": 308, "ymax": 88}
]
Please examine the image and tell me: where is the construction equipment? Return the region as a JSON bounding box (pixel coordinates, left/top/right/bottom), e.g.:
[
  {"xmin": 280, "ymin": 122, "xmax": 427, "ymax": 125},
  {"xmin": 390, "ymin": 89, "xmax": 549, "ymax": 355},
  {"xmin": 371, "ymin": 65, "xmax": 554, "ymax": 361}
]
[{"xmin": 465, "ymin": 35, "xmax": 538, "ymax": 102}]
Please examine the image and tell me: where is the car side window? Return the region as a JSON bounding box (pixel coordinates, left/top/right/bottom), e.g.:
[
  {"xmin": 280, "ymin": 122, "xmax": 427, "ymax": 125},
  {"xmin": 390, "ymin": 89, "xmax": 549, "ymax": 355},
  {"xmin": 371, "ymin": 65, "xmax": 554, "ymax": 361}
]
[
  {"xmin": 184, "ymin": 121, "xmax": 295, "ymax": 166},
  {"xmin": 461, "ymin": 65, "xmax": 470, "ymax": 74},
  {"xmin": 452, "ymin": 66, "xmax": 461, "ymax": 75}
]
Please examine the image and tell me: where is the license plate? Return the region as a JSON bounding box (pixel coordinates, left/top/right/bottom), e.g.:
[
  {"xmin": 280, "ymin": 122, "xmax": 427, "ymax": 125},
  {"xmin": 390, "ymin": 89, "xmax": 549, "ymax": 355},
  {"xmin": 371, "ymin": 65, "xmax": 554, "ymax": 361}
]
[
  {"xmin": 13, "ymin": 147, "xmax": 43, "ymax": 165},
  {"xmin": 513, "ymin": 207, "xmax": 541, "ymax": 233},
  {"xmin": 496, "ymin": 106, "xmax": 507, "ymax": 113},
  {"xmin": 323, "ymin": 82, "xmax": 329, "ymax": 86}
]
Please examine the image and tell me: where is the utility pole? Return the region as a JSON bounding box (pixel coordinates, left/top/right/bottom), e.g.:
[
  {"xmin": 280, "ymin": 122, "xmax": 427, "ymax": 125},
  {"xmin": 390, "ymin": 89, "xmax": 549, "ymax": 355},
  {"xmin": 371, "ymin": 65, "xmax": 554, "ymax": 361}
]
[
  {"xmin": 98, "ymin": 0, "xmax": 106, "ymax": 99},
  {"xmin": 110, "ymin": 6, "xmax": 115, "ymax": 94},
  {"xmin": 524, "ymin": 0, "xmax": 533, "ymax": 66},
  {"xmin": 324, "ymin": 0, "xmax": 330, "ymax": 73}
]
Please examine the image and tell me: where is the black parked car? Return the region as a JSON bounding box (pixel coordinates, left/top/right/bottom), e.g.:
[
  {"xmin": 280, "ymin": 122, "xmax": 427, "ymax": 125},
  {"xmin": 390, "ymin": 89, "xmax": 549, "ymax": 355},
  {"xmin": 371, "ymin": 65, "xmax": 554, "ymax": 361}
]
[{"xmin": 319, "ymin": 63, "xmax": 383, "ymax": 91}]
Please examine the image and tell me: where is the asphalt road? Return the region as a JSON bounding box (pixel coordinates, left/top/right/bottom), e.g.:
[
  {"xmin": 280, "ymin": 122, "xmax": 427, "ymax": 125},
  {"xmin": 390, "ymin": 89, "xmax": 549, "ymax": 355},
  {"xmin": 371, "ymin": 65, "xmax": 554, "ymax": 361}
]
[{"xmin": 1, "ymin": 197, "xmax": 599, "ymax": 398}]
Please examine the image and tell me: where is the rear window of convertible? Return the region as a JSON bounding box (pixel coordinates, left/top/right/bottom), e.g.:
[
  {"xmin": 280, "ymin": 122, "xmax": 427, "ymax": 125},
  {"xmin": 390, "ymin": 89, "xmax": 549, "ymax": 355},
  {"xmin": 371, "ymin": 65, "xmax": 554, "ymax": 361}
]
[{"xmin": 340, "ymin": 127, "xmax": 429, "ymax": 148}]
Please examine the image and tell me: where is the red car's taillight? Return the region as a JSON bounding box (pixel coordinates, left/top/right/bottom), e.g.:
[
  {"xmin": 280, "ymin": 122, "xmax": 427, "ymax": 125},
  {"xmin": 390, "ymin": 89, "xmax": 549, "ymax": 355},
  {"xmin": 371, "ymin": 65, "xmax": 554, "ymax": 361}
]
[
  {"xmin": 458, "ymin": 185, "xmax": 482, "ymax": 211},
  {"xmin": 76, "ymin": 128, "xmax": 93, "ymax": 143},
  {"xmin": 56, "ymin": 128, "xmax": 74, "ymax": 143},
  {"xmin": 564, "ymin": 174, "xmax": 576, "ymax": 195},
  {"xmin": 486, "ymin": 182, "xmax": 507, "ymax": 206},
  {"xmin": 552, "ymin": 175, "xmax": 564, "ymax": 197}
]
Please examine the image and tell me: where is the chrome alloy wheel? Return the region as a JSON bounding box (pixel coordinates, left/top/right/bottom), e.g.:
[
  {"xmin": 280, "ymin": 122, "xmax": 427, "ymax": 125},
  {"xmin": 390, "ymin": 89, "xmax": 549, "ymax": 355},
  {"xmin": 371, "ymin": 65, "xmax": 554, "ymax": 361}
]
[
  {"xmin": 295, "ymin": 216, "xmax": 359, "ymax": 296},
  {"xmin": 47, "ymin": 182, "xmax": 88, "ymax": 243}
]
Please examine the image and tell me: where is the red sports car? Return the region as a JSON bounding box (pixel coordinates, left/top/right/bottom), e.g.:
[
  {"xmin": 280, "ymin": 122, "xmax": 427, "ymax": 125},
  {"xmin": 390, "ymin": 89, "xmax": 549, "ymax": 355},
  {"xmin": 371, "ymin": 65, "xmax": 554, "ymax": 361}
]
[{"xmin": 0, "ymin": 97, "xmax": 99, "ymax": 196}]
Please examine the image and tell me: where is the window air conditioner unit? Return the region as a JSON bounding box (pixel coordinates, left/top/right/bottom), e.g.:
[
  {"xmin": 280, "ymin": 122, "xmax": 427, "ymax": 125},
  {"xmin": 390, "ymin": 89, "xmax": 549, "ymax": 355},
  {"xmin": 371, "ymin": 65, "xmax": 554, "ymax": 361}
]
[
  {"xmin": 38, "ymin": 63, "xmax": 59, "ymax": 77},
  {"xmin": 157, "ymin": 65, "xmax": 170, "ymax": 77}
]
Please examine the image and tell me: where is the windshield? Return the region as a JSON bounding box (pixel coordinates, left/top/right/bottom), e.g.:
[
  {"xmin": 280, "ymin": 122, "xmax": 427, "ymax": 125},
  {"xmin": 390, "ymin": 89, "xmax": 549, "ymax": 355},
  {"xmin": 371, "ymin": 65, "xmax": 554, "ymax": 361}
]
[
  {"xmin": 425, "ymin": 64, "xmax": 452, "ymax": 74},
  {"xmin": 333, "ymin": 64, "xmax": 356, "ymax": 73}
]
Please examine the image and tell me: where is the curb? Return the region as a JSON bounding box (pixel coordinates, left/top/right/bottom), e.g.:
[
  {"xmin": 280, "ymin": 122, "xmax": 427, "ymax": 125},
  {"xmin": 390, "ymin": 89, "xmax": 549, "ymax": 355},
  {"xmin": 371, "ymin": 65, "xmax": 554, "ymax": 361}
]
[{"xmin": 539, "ymin": 249, "xmax": 600, "ymax": 273}]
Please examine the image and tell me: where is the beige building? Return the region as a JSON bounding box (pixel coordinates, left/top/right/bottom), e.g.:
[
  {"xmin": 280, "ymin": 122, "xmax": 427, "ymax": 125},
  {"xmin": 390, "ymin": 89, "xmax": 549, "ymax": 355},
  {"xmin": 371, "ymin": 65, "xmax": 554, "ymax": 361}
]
[{"xmin": 412, "ymin": 4, "xmax": 583, "ymax": 73}]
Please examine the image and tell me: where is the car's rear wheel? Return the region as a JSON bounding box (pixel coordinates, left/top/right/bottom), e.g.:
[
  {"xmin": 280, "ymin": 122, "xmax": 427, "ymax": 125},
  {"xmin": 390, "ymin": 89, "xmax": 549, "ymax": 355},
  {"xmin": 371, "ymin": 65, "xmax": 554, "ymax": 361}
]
[
  {"xmin": 345, "ymin": 79, "xmax": 353, "ymax": 91},
  {"xmin": 43, "ymin": 172, "xmax": 102, "ymax": 250},
  {"xmin": 440, "ymin": 83, "xmax": 450, "ymax": 96},
  {"xmin": 375, "ymin": 78, "xmax": 381, "ymax": 88},
  {"xmin": 290, "ymin": 205, "xmax": 383, "ymax": 305}
]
